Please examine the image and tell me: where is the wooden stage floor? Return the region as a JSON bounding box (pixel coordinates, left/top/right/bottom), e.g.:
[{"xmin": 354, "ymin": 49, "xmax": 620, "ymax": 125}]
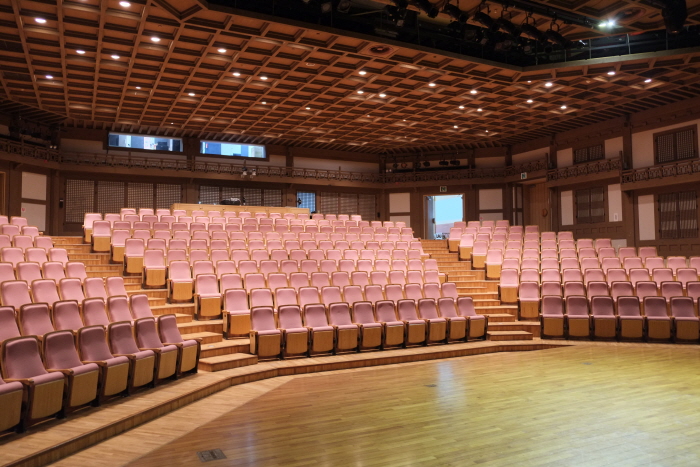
[{"xmin": 44, "ymin": 341, "xmax": 700, "ymax": 467}]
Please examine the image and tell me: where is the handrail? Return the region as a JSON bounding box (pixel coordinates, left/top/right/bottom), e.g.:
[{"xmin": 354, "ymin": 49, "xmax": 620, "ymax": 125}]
[
  {"xmin": 621, "ymin": 159, "xmax": 700, "ymax": 184},
  {"xmin": 0, "ymin": 138, "xmax": 547, "ymax": 184},
  {"xmin": 547, "ymin": 158, "xmax": 622, "ymax": 182}
]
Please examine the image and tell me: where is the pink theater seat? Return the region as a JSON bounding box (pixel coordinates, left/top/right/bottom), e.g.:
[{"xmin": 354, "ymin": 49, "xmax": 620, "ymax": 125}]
[
  {"xmin": 248, "ymin": 307, "xmax": 282, "ymax": 359},
  {"xmin": 278, "ymin": 305, "xmax": 310, "ymax": 358},
  {"xmin": 671, "ymin": 297, "xmax": 700, "ymax": 342},
  {"xmin": 617, "ymin": 296, "xmax": 643, "ymax": 340},
  {"xmin": 82, "ymin": 299, "xmax": 110, "ymax": 327},
  {"xmin": 134, "ymin": 318, "xmax": 179, "ymax": 382},
  {"xmin": 417, "ymin": 298, "xmax": 447, "ymax": 344},
  {"xmin": 157, "ymin": 314, "xmax": 200, "ymax": 376},
  {"xmin": 1, "ymin": 280, "xmax": 32, "ymax": 310},
  {"xmin": 541, "ymin": 295, "xmax": 565, "ymax": 339},
  {"xmin": 644, "ymin": 296, "xmax": 672, "ymax": 341},
  {"xmin": 396, "ymin": 299, "xmax": 427, "ymax": 346},
  {"xmin": 518, "ymin": 281, "xmax": 540, "ymax": 320},
  {"xmin": 107, "ymin": 296, "xmax": 133, "ymax": 323},
  {"xmin": 457, "ymin": 297, "xmax": 486, "ymax": 340},
  {"xmin": 590, "ymin": 296, "xmax": 617, "ymax": 340},
  {"xmin": 52, "ymin": 301, "xmax": 84, "ymax": 332},
  {"xmin": 16, "ymin": 262, "xmax": 42, "ymax": 284},
  {"xmin": 59, "ymin": 278, "xmax": 85, "ymax": 304},
  {"xmin": 565, "ymin": 295, "xmax": 590, "ymax": 339}
]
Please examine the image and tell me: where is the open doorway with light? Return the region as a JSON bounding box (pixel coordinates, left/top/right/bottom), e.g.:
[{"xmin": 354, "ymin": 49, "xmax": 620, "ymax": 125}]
[{"xmin": 425, "ymin": 194, "xmax": 464, "ymax": 240}]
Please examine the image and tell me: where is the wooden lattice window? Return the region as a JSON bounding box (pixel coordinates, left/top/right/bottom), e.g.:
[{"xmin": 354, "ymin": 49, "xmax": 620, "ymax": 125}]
[
  {"xmin": 319, "ymin": 192, "xmax": 339, "ymax": 214},
  {"xmin": 358, "ymin": 194, "xmax": 376, "ymax": 221},
  {"xmin": 126, "ymin": 183, "xmax": 154, "ymax": 209},
  {"xmin": 221, "ymin": 187, "xmax": 241, "ymax": 201},
  {"xmin": 155, "ymin": 184, "xmax": 182, "ymax": 209},
  {"xmin": 65, "ymin": 179, "xmax": 95, "ymax": 223},
  {"xmin": 340, "ymin": 193, "xmax": 359, "ymax": 215},
  {"xmin": 96, "ymin": 181, "xmax": 125, "ymax": 215},
  {"xmin": 654, "ymin": 126, "xmax": 698, "ymax": 164},
  {"xmin": 199, "ymin": 186, "xmax": 220, "ymax": 205},
  {"xmin": 263, "ymin": 189, "xmax": 283, "ymax": 207},
  {"xmin": 574, "ymin": 144, "xmax": 604, "ymax": 164},
  {"xmin": 576, "ymin": 187, "xmax": 605, "ymax": 224},
  {"xmin": 658, "ymin": 191, "xmax": 698, "ymax": 239},
  {"xmin": 243, "ymin": 188, "xmax": 262, "ymax": 206}
]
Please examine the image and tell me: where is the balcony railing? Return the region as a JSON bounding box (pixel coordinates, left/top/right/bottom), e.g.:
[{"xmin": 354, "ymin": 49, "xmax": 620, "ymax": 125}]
[
  {"xmin": 0, "ymin": 138, "xmax": 547, "ymax": 184},
  {"xmin": 547, "ymin": 158, "xmax": 622, "ymax": 182},
  {"xmin": 621, "ymin": 159, "xmax": 700, "ymax": 184}
]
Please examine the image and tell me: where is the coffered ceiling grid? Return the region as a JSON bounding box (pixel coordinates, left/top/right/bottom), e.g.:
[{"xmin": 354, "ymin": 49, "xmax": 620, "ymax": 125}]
[{"xmin": 1, "ymin": 0, "xmax": 700, "ymax": 154}]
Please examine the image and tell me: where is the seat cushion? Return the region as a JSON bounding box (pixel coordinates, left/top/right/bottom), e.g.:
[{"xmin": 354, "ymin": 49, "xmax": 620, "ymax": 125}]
[
  {"xmin": 133, "ymin": 350, "xmax": 155, "ymax": 360},
  {"xmin": 104, "ymin": 356, "xmax": 130, "ymax": 367},
  {"xmin": 359, "ymin": 322, "xmax": 382, "ymax": 329},
  {"xmin": 0, "ymin": 380, "xmax": 23, "ymax": 395},
  {"xmin": 646, "ymin": 316, "xmax": 671, "ymax": 321},
  {"xmin": 675, "ymin": 317, "xmax": 700, "ymax": 322},
  {"xmin": 283, "ymin": 327, "xmax": 308, "ymax": 334},
  {"xmin": 406, "ymin": 319, "xmax": 425, "ymax": 325},
  {"xmin": 619, "ymin": 316, "xmax": 643, "ymax": 320},
  {"xmin": 310, "ymin": 325, "xmax": 334, "ymax": 332},
  {"xmin": 70, "ymin": 363, "xmax": 100, "ymax": 376},
  {"xmin": 256, "ymin": 329, "xmax": 281, "ymax": 336},
  {"xmin": 31, "ymin": 372, "xmax": 65, "ymax": 385},
  {"xmin": 336, "ymin": 324, "xmax": 358, "ymax": 331},
  {"xmin": 542, "ymin": 313, "xmax": 563, "ymax": 318},
  {"xmin": 384, "ymin": 321, "xmax": 404, "ymax": 327}
]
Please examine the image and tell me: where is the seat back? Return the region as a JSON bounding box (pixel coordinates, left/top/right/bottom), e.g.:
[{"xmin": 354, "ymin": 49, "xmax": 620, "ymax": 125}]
[
  {"xmin": 617, "ymin": 296, "xmax": 641, "ymax": 317},
  {"xmin": 130, "ymin": 294, "xmax": 154, "ymax": 320},
  {"xmin": 43, "ymin": 330, "xmax": 85, "ymax": 370},
  {"xmin": 375, "ymin": 300, "xmax": 397, "ymax": 322},
  {"xmin": 106, "ymin": 276, "xmax": 128, "ymax": 296},
  {"xmin": 2, "ymin": 336, "xmax": 49, "ymax": 379},
  {"xmin": 250, "ymin": 307, "xmax": 277, "ymax": 332},
  {"xmin": 59, "ymin": 278, "xmax": 85, "ymax": 303},
  {"xmin": 52, "ymin": 301, "xmax": 83, "ymax": 331},
  {"xmin": 107, "ymin": 296, "xmax": 133, "ymax": 322},
  {"xmin": 278, "ymin": 305, "xmax": 304, "ymax": 329},
  {"xmin": 82, "ymin": 298, "xmax": 110, "ymax": 326},
  {"xmin": 134, "ymin": 318, "xmax": 166, "ymax": 349},
  {"xmin": 396, "ymin": 299, "xmax": 419, "ymax": 320},
  {"xmin": 18, "ymin": 303, "xmax": 54, "ymax": 336}
]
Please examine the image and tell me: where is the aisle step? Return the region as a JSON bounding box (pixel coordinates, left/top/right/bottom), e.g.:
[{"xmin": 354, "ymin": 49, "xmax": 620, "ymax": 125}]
[
  {"xmin": 180, "ymin": 331, "xmax": 222, "ymax": 345},
  {"xmin": 176, "ymin": 319, "xmax": 223, "ymax": 334},
  {"xmin": 152, "ymin": 303, "xmax": 195, "ymax": 316},
  {"xmin": 488, "ymin": 321, "xmax": 541, "ymax": 337},
  {"xmin": 482, "ymin": 313, "xmax": 516, "ymax": 322},
  {"xmin": 199, "ymin": 339, "xmax": 251, "ymax": 358},
  {"xmin": 198, "ymin": 353, "xmax": 259, "ymax": 372},
  {"xmin": 486, "ymin": 331, "xmax": 533, "ymax": 341}
]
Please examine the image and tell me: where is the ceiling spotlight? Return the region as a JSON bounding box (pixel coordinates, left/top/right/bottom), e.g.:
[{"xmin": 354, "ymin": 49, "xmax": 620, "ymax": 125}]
[
  {"xmin": 521, "ymin": 23, "xmax": 547, "ymax": 42},
  {"xmin": 151, "ymin": 36, "xmax": 161, "ymax": 42},
  {"xmin": 359, "ymin": 70, "xmax": 367, "ymax": 75},
  {"xmin": 527, "ymin": 80, "xmax": 532, "ymax": 83},
  {"xmin": 188, "ymin": 92, "xmax": 195, "ymax": 96},
  {"xmin": 599, "ymin": 19, "xmax": 616, "ymax": 28},
  {"xmin": 526, "ymin": 99, "xmax": 533, "ymax": 103},
  {"xmin": 262, "ymin": 101, "xmax": 267, "ymax": 105},
  {"xmin": 485, "ymin": 130, "xmax": 489, "ymax": 133},
  {"xmin": 76, "ymin": 49, "xmax": 85, "ymax": 54},
  {"xmin": 357, "ymin": 90, "xmax": 364, "ymax": 94},
  {"xmin": 470, "ymin": 90, "xmax": 477, "ymax": 95},
  {"xmin": 644, "ymin": 78, "xmax": 653, "ymax": 83},
  {"xmin": 477, "ymin": 108, "xmax": 483, "ymax": 112},
  {"xmin": 119, "ymin": 1, "xmax": 131, "ymax": 6},
  {"xmin": 449, "ymin": 159, "xmax": 460, "ymax": 166},
  {"xmin": 217, "ymin": 48, "xmax": 227, "ymax": 53},
  {"xmin": 233, "ymin": 72, "xmax": 241, "ymax": 77},
  {"xmin": 429, "ymin": 83, "xmax": 436, "ymax": 87},
  {"xmin": 474, "ymin": 11, "xmax": 497, "ymax": 32},
  {"xmin": 439, "ymin": 159, "xmax": 449, "ymax": 166},
  {"xmin": 260, "ymin": 76, "xmax": 268, "ymax": 80},
  {"xmin": 337, "ymin": 0, "xmax": 351, "ymax": 13},
  {"xmin": 453, "ymin": 125, "xmax": 458, "ymax": 129},
  {"xmin": 561, "ymin": 105, "xmax": 567, "ymax": 110},
  {"xmin": 35, "ymin": 17, "xmax": 47, "ymax": 24},
  {"xmin": 661, "ymin": 0, "xmax": 687, "ymax": 34},
  {"xmin": 545, "ymin": 82, "xmax": 553, "ymax": 87},
  {"xmin": 607, "ymin": 70, "xmax": 616, "ymax": 76},
  {"xmin": 443, "ymin": 3, "xmax": 468, "ymax": 24},
  {"xmin": 379, "ymin": 93, "xmax": 387, "ymax": 98},
  {"xmin": 545, "ymin": 26, "xmax": 571, "ymax": 48},
  {"xmin": 416, "ymin": 0, "xmax": 439, "ymax": 18},
  {"xmin": 459, "ymin": 105, "xmax": 464, "ymax": 109},
  {"xmin": 45, "ymin": 75, "xmax": 53, "ymax": 79},
  {"xmin": 111, "ymin": 55, "xmax": 120, "ymax": 59},
  {"xmin": 423, "ymin": 161, "xmax": 430, "ymax": 167},
  {"xmin": 136, "ymin": 86, "xmax": 141, "ymax": 89},
  {"xmin": 497, "ymin": 17, "xmax": 521, "ymax": 37}
]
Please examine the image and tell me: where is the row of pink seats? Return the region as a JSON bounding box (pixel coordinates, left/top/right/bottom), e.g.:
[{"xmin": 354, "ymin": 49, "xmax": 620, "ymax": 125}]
[
  {"xmin": 502, "ymin": 268, "xmax": 700, "ymax": 288},
  {"xmin": 1, "ymin": 261, "xmax": 87, "ymax": 285},
  {"xmin": 498, "ymin": 256, "xmax": 685, "ymax": 274},
  {"xmin": 0, "ymin": 302, "xmax": 198, "ymax": 433},
  {"xmin": 0, "ymin": 216, "xmax": 28, "ymax": 227},
  {"xmin": 517, "ymin": 280, "xmax": 700, "ymax": 304},
  {"xmin": 0, "ymin": 248, "xmax": 69, "ymax": 268},
  {"xmin": 88, "ymin": 210, "xmax": 368, "ymax": 222},
  {"xmin": 0, "ymin": 225, "xmax": 41, "ymax": 241},
  {"xmin": 0, "ymin": 234, "xmax": 52, "ymax": 251},
  {"xmin": 248, "ymin": 297, "xmax": 486, "ymax": 359}
]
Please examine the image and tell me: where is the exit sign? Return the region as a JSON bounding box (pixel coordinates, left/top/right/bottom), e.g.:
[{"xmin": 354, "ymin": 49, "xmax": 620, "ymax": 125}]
[
  {"xmin": 439, "ymin": 186, "xmax": 447, "ymax": 192},
  {"xmin": 521, "ymin": 172, "xmax": 527, "ymax": 180}
]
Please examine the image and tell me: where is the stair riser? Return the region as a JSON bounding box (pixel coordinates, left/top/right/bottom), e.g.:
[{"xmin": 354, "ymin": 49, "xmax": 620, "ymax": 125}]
[{"xmin": 200, "ymin": 343, "xmax": 251, "ymax": 358}]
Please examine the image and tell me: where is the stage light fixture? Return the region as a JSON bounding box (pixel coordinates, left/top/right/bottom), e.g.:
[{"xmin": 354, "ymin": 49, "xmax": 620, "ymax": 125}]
[
  {"xmin": 337, "ymin": 0, "xmax": 351, "ymax": 13},
  {"xmin": 545, "ymin": 25, "xmax": 571, "ymax": 48},
  {"xmin": 443, "ymin": 3, "xmax": 468, "ymax": 24},
  {"xmin": 521, "ymin": 23, "xmax": 547, "ymax": 42},
  {"xmin": 497, "ymin": 17, "xmax": 520, "ymax": 37},
  {"xmin": 439, "ymin": 159, "xmax": 449, "ymax": 166},
  {"xmin": 474, "ymin": 11, "xmax": 498, "ymax": 32},
  {"xmin": 662, "ymin": 0, "xmax": 687, "ymax": 34},
  {"xmin": 423, "ymin": 161, "xmax": 431, "ymax": 167},
  {"xmin": 416, "ymin": 0, "xmax": 439, "ymax": 18},
  {"xmin": 449, "ymin": 159, "xmax": 460, "ymax": 166}
]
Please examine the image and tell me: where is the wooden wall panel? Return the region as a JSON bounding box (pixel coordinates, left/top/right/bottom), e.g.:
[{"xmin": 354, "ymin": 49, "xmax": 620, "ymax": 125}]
[{"xmin": 526, "ymin": 182, "xmax": 548, "ymax": 232}]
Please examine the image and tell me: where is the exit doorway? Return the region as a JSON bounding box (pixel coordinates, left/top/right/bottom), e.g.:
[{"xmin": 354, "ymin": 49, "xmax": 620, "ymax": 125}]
[{"xmin": 425, "ymin": 194, "xmax": 464, "ymax": 240}]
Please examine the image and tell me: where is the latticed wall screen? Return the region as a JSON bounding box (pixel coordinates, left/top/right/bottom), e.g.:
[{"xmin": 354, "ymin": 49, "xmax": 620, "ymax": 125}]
[
  {"xmin": 319, "ymin": 192, "xmax": 339, "ymax": 215},
  {"xmin": 221, "ymin": 187, "xmax": 241, "ymax": 201},
  {"xmin": 243, "ymin": 188, "xmax": 262, "ymax": 206},
  {"xmin": 65, "ymin": 180, "xmax": 95, "ymax": 223},
  {"xmin": 575, "ymin": 187, "xmax": 605, "ymax": 224},
  {"xmin": 339, "ymin": 193, "xmax": 358, "ymax": 215},
  {"xmin": 96, "ymin": 181, "xmax": 125, "ymax": 216},
  {"xmin": 156, "ymin": 184, "xmax": 182, "ymax": 209},
  {"xmin": 126, "ymin": 183, "xmax": 154, "ymax": 209},
  {"xmin": 263, "ymin": 189, "xmax": 283, "ymax": 207},
  {"xmin": 659, "ymin": 191, "xmax": 698, "ymax": 239},
  {"xmin": 655, "ymin": 127, "xmax": 697, "ymax": 164},
  {"xmin": 358, "ymin": 194, "xmax": 376, "ymax": 221},
  {"xmin": 574, "ymin": 144, "xmax": 604, "ymax": 164},
  {"xmin": 199, "ymin": 186, "xmax": 220, "ymax": 205}
]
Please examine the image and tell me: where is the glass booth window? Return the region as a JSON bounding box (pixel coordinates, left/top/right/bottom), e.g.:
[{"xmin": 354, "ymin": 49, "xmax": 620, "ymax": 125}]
[
  {"xmin": 108, "ymin": 133, "xmax": 182, "ymax": 152},
  {"xmin": 200, "ymin": 141, "xmax": 266, "ymax": 158}
]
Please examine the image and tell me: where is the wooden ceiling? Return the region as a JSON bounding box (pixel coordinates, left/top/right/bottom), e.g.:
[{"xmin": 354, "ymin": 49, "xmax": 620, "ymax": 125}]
[{"xmin": 1, "ymin": 0, "xmax": 700, "ymax": 155}]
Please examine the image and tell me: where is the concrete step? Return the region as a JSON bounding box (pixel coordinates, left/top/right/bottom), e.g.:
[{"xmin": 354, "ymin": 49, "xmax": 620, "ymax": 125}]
[
  {"xmin": 486, "ymin": 330, "xmax": 533, "ymax": 341},
  {"xmin": 488, "ymin": 321, "xmax": 541, "ymax": 337},
  {"xmin": 199, "ymin": 339, "xmax": 251, "ymax": 358},
  {"xmin": 180, "ymin": 331, "xmax": 222, "ymax": 345},
  {"xmin": 198, "ymin": 353, "xmax": 259, "ymax": 372}
]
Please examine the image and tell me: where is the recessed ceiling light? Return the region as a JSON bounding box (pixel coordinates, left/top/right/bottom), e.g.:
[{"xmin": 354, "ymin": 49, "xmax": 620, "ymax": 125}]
[
  {"xmin": 111, "ymin": 55, "xmax": 120, "ymax": 59},
  {"xmin": 367, "ymin": 114, "xmax": 370, "ymax": 117},
  {"xmin": 477, "ymin": 108, "xmax": 483, "ymax": 112},
  {"xmin": 526, "ymin": 99, "xmax": 533, "ymax": 104},
  {"xmin": 485, "ymin": 130, "xmax": 489, "ymax": 133},
  {"xmin": 119, "ymin": 1, "xmax": 131, "ymax": 6},
  {"xmin": 453, "ymin": 125, "xmax": 458, "ymax": 129},
  {"xmin": 644, "ymin": 78, "xmax": 652, "ymax": 83},
  {"xmin": 459, "ymin": 105, "xmax": 464, "ymax": 109},
  {"xmin": 35, "ymin": 17, "xmax": 46, "ymax": 24},
  {"xmin": 527, "ymin": 80, "xmax": 532, "ymax": 83},
  {"xmin": 429, "ymin": 83, "xmax": 436, "ymax": 87},
  {"xmin": 545, "ymin": 82, "xmax": 553, "ymax": 87},
  {"xmin": 262, "ymin": 101, "xmax": 267, "ymax": 105},
  {"xmin": 188, "ymin": 92, "xmax": 195, "ymax": 96},
  {"xmin": 359, "ymin": 70, "xmax": 367, "ymax": 75},
  {"xmin": 260, "ymin": 76, "xmax": 268, "ymax": 80},
  {"xmin": 217, "ymin": 48, "xmax": 226, "ymax": 53},
  {"xmin": 470, "ymin": 90, "xmax": 477, "ymax": 94},
  {"xmin": 233, "ymin": 72, "xmax": 240, "ymax": 77},
  {"xmin": 305, "ymin": 107, "xmax": 311, "ymax": 110},
  {"xmin": 357, "ymin": 90, "xmax": 364, "ymax": 94},
  {"xmin": 136, "ymin": 86, "xmax": 141, "ymax": 89},
  {"xmin": 45, "ymin": 75, "xmax": 53, "ymax": 79},
  {"xmin": 170, "ymin": 122, "xmax": 173, "ymax": 125},
  {"xmin": 561, "ymin": 105, "xmax": 567, "ymax": 110},
  {"xmin": 76, "ymin": 49, "xmax": 85, "ymax": 54},
  {"xmin": 403, "ymin": 119, "xmax": 406, "ymax": 122},
  {"xmin": 379, "ymin": 93, "xmax": 387, "ymax": 98},
  {"xmin": 607, "ymin": 71, "xmax": 616, "ymax": 76},
  {"xmin": 151, "ymin": 37, "xmax": 160, "ymax": 42}
]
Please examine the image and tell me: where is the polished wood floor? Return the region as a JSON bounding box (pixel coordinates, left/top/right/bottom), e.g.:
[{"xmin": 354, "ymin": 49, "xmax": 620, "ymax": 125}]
[{"xmin": 53, "ymin": 343, "xmax": 700, "ymax": 467}]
